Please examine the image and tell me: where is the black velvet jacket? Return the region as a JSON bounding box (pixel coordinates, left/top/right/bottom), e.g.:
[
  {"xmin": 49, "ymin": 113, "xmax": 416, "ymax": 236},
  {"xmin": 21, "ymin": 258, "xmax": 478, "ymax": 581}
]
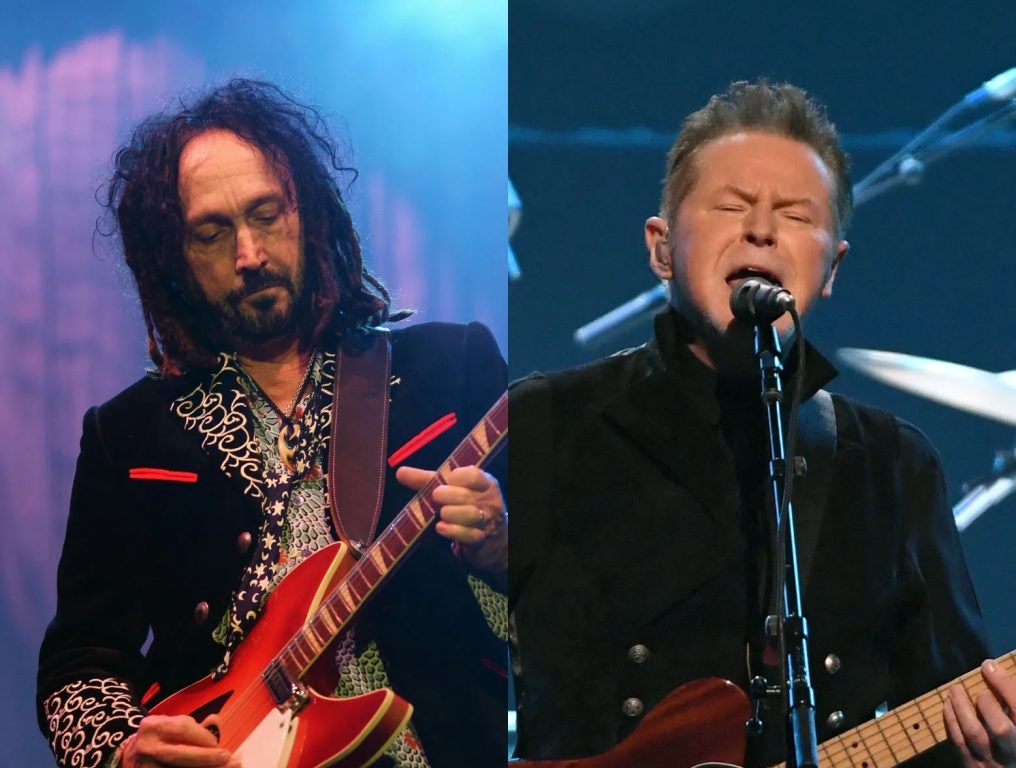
[
  {"xmin": 509, "ymin": 310, "xmax": 987, "ymax": 767},
  {"xmin": 38, "ymin": 322, "xmax": 508, "ymax": 768}
]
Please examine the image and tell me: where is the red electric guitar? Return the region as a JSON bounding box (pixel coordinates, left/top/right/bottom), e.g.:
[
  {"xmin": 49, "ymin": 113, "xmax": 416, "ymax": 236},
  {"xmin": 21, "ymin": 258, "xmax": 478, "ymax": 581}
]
[
  {"xmin": 150, "ymin": 394, "xmax": 508, "ymax": 768},
  {"xmin": 510, "ymin": 651, "xmax": 1016, "ymax": 768}
]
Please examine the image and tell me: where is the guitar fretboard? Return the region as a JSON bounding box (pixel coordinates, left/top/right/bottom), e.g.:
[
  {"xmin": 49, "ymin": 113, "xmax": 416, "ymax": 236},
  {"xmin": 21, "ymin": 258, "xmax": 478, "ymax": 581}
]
[
  {"xmin": 274, "ymin": 393, "xmax": 508, "ymax": 677},
  {"xmin": 772, "ymin": 650, "xmax": 1016, "ymax": 768}
]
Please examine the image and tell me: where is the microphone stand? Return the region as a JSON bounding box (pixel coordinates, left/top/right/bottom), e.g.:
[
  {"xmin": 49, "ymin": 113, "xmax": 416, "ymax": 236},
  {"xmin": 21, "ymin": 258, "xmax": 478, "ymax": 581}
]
[
  {"xmin": 754, "ymin": 321, "xmax": 818, "ymax": 768},
  {"xmin": 954, "ymin": 449, "xmax": 1016, "ymax": 532}
]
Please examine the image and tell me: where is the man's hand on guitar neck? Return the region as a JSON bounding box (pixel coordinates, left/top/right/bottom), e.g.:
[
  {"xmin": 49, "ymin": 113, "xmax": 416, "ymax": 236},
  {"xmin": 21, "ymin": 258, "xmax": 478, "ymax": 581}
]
[
  {"xmin": 946, "ymin": 660, "xmax": 1016, "ymax": 768},
  {"xmin": 396, "ymin": 465, "xmax": 507, "ymax": 574},
  {"xmin": 119, "ymin": 714, "xmax": 239, "ymax": 768}
]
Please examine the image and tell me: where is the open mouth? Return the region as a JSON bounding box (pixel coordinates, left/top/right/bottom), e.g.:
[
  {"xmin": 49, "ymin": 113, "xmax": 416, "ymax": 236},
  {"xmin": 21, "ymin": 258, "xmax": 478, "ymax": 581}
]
[{"xmin": 725, "ymin": 266, "xmax": 782, "ymax": 287}]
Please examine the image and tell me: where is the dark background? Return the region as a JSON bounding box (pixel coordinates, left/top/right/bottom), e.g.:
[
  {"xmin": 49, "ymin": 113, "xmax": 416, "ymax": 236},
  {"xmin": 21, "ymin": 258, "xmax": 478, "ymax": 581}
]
[{"xmin": 510, "ymin": 0, "xmax": 1016, "ymax": 664}]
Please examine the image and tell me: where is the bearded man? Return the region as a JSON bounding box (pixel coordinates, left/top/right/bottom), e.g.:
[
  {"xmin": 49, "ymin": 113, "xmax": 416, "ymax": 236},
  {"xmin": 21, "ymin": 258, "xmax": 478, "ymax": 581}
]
[{"xmin": 38, "ymin": 79, "xmax": 507, "ymax": 768}]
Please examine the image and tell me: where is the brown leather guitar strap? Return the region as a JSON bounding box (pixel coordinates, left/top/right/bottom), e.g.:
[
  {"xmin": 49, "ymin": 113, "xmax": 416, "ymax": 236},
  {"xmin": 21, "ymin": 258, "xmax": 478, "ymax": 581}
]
[{"xmin": 327, "ymin": 329, "xmax": 392, "ymax": 555}]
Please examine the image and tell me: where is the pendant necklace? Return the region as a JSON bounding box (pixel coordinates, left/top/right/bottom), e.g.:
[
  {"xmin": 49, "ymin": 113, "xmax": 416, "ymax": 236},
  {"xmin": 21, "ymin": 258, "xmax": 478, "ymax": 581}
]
[{"xmin": 242, "ymin": 351, "xmax": 318, "ymax": 476}]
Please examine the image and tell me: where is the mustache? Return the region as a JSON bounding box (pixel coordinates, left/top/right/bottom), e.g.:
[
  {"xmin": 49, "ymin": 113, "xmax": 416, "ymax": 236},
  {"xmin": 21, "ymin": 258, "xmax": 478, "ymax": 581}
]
[{"xmin": 226, "ymin": 270, "xmax": 294, "ymax": 304}]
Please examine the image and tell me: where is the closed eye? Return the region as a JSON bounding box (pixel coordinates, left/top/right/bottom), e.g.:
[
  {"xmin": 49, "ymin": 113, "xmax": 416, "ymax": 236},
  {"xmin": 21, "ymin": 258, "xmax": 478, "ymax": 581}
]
[
  {"xmin": 191, "ymin": 226, "xmax": 227, "ymax": 244},
  {"xmin": 249, "ymin": 200, "xmax": 286, "ymax": 227},
  {"xmin": 253, "ymin": 212, "xmax": 281, "ymax": 225},
  {"xmin": 781, "ymin": 211, "xmax": 811, "ymax": 223}
]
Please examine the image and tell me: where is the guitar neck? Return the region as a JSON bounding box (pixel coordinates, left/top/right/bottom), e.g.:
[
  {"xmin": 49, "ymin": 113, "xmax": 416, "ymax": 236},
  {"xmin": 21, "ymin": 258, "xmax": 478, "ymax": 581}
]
[
  {"xmin": 277, "ymin": 394, "xmax": 508, "ymax": 677},
  {"xmin": 774, "ymin": 650, "xmax": 1016, "ymax": 768}
]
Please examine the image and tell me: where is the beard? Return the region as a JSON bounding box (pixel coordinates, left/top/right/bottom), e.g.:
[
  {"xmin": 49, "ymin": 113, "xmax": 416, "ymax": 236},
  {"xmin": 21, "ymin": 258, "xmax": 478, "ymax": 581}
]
[{"xmin": 196, "ymin": 266, "xmax": 311, "ymax": 353}]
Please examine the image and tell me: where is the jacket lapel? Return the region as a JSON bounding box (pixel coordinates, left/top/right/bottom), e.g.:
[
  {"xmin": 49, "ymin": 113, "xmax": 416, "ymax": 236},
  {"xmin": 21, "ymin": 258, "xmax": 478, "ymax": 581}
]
[
  {"xmin": 169, "ymin": 356, "xmax": 265, "ymax": 503},
  {"xmin": 588, "ymin": 348, "xmax": 745, "ymax": 627},
  {"xmin": 599, "ymin": 357, "xmax": 740, "ymax": 531}
]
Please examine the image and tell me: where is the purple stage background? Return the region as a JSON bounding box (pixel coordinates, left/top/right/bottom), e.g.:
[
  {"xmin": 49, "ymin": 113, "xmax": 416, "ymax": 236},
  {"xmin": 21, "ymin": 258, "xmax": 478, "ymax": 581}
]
[{"xmin": 0, "ymin": 4, "xmax": 506, "ymax": 762}]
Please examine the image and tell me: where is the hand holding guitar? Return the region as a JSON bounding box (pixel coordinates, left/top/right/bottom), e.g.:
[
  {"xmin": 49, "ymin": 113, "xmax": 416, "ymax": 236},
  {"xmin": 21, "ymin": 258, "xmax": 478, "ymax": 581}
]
[
  {"xmin": 396, "ymin": 465, "xmax": 507, "ymax": 573},
  {"xmin": 946, "ymin": 660, "xmax": 1016, "ymax": 768},
  {"xmin": 119, "ymin": 714, "xmax": 239, "ymax": 768}
]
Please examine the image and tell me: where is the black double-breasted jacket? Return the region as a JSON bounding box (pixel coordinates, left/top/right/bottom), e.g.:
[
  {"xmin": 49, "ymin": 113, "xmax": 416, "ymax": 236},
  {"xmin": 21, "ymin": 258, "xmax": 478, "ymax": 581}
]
[
  {"xmin": 38, "ymin": 322, "xmax": 508, "ymax": 768},
  {"xmin": 509, "ymin": 310, "xmax": 987, "ymax": 767}
]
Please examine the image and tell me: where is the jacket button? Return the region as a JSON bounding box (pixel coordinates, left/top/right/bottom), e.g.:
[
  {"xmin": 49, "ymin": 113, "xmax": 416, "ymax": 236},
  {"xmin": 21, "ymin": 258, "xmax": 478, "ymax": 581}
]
[
  {"xmin": 621, "ymin": 697, "xmax": 644, "ymax": 718},
  {"xmin": 824, "ymin": 653, "xmax": 842, "ymax": 675},
  {"xmin": 628, "ymin": 644, "xmax": 650, "ymax": 664},
  {"xmin": 193, "ymin": 601, "xmax": 209, "ymax": 624},
  {"xmin": 826, "ymin": 710, "xmax": 845, "ymax": 729},
  {"xmin": 237, "ymin": 531, "xmax": 253, "ymax": 554}
]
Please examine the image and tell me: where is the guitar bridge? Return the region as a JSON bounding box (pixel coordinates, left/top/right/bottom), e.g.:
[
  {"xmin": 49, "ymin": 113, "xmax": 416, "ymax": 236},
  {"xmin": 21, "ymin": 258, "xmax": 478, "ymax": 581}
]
[
  {"xmin": 263, "ymin": 660, "xmax": 310, "ymax": 713},
  {"xmin": 282, "ymin": 681, "xmax": 311, "ymax": 713}
]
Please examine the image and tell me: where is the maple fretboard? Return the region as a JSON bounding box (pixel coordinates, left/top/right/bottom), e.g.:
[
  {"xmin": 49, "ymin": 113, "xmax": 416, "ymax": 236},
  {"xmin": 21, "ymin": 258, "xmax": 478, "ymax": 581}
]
[{"xmin": 773, "ymin": 651, "xmax": 1016, "ymax": 768}]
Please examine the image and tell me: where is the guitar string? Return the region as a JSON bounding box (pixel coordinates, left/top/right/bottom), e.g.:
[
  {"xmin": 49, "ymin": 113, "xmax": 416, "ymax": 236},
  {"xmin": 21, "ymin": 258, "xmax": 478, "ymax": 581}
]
[
  {"xmin": 775, "ymin": 652, "xmax": 1016, "ymax": 768},
  {"xmin": 204, "ymin": 406, "xmax": 507, "ymax": 747},
  {"xmin": 211, "ymin": 495, "xmax": 454, "ymax": 743},
  {"xmin": 268, "ymin": 412, "xmax": 506, "ymax": 674},
  {"xmin": 208, "ymin": 486, "xmax": 444, "ymax": 745},
  {"xmin": 206, "ymin": 406, "xmax": 509, "ymax": 745},
  {"xmin": 815, "ymin": 651, "xmax": 1016, "ymax": 767},
  {"xmin": 820, "ymin": 679, "xmax": 964, "ymax": 765},
  {"xmin": 812, "ymin": 654, "xmax": 1003, "ymax": 768}
]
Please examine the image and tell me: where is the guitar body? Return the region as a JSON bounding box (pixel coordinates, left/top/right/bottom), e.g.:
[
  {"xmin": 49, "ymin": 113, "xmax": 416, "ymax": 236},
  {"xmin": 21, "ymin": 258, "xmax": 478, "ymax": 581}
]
[
  {"xmin": 510, "ymin": 678, "xmax": 750, "ymax": 768},
  {"xmin": 151, "ymin": 541, "xmax": 412, "ymax": 768}
]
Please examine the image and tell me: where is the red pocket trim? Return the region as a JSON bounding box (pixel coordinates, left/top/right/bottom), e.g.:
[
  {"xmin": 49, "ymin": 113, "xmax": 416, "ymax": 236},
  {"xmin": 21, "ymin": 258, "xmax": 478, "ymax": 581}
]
[
  {"xmin": 387, "ymin": 412, "xmax": 458, "ymax": 467},
  {"xmin": 129, "ymin": 468, "xmax": 199, "ymax": 483},
  {"xmin": 481, "ymin": 657, "xmax": 509, "ymax": 678},
  {"xmin": 140, "ymin": 681, "xmax": 161, "ymax": 706}
]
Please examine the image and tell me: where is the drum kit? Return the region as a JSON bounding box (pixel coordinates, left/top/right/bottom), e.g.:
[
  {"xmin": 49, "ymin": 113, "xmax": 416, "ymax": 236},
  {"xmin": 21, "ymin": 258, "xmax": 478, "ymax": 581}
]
[{"xmin": 838, "ymin": 347, "xmax": 1016, "ymax": 531}]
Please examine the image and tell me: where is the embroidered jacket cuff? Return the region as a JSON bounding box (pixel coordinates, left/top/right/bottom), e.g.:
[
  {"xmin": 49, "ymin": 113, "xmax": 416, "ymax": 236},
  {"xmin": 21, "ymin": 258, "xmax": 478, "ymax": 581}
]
[{"xmin": 43, "ymin": 677, "xmax": 144, "ymax": 768}]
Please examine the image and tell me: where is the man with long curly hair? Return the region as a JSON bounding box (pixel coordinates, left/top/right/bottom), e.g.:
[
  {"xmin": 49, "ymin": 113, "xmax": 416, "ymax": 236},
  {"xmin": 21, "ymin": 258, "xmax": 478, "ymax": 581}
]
[{"xmin": 37, "ymin": 80, "xmax": 507, "ymax": 768}]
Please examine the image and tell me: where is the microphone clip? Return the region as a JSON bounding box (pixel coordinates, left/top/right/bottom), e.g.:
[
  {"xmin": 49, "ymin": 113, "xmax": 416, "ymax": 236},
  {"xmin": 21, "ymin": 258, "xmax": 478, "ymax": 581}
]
[{"xmin": 730, "ymin": 278, "xmax": 795, "ymax": 325}]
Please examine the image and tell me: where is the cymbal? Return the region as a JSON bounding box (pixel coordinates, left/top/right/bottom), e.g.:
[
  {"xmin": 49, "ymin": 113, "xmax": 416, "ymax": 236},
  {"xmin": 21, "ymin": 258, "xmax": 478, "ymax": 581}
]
[{"xmin": 837, "ymin": 347, "xmax": 1016, "ymax": 427}]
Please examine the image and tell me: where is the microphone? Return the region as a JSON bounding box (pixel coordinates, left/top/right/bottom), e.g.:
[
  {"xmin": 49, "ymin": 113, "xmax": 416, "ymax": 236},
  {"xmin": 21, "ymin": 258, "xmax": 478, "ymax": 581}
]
[{"xmin": 730, "ymin": 278, "xmax": 795, "ymax": 324}]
